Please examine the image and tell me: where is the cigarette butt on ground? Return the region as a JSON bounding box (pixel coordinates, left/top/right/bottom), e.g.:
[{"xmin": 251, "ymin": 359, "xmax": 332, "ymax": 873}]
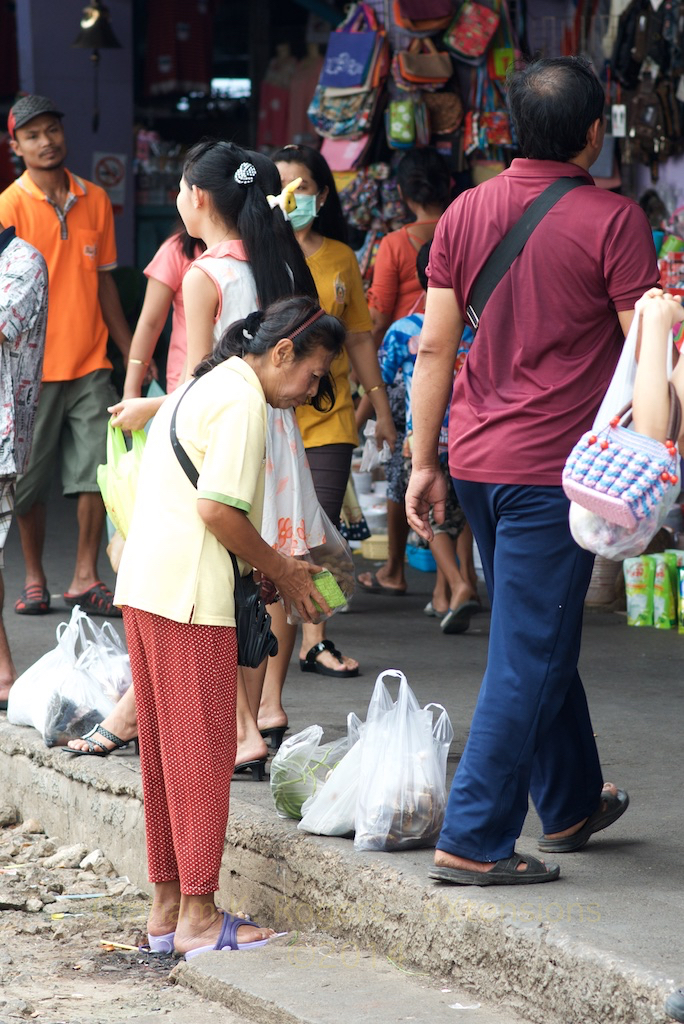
[{"xmin": 99, "ymin": 939, "xmax": 140, "ymax": 951}]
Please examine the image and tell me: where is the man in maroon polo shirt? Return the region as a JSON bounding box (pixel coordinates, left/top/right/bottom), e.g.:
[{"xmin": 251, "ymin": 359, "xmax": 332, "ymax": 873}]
[{"xmin": 406, "ymin": 56, "xmax": 658, "ymax": 886}]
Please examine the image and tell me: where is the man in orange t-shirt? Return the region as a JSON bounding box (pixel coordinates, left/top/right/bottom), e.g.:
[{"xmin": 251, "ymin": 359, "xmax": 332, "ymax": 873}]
[{"xmin": 0, "ymin": 95, "xmax": 131, "ymax": 617}]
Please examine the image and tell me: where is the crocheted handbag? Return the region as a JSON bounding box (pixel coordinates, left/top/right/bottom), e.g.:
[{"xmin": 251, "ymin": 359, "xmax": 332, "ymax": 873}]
[{"xmin": 562, "ymin": 382, "xmax": 682, "ymax": 530}]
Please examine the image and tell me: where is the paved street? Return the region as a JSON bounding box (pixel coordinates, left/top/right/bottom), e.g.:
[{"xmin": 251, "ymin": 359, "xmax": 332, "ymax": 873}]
[{"xmin": 1, "ymin": 483, "xmax": 683, "ymax": 1021}]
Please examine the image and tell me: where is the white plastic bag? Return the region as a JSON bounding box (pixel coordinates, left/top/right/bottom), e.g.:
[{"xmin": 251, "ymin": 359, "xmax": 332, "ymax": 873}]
[
  {"xmin": 359, "ymin": 420, "xmax": 392, "ymax": 472},
  {"xmin": 298, "ymin": 714, "xmax": 363, "ymax": 837},
  {"xmin": 593, "ymin": 315, "xmax": 674, "ymax": 430},
  {"xmin": 7, "ymin": 606, "xmax": 130, "ymax": 746},
  {"xmin": 270, "ymin": 724, "xmax": 350, "ymax": 820},
  {"xmin": 353, "ymin": 670, "xmax": 454, "ymax": 852},
  {"xmin": 569, "ymin": 489, "xmax": 678, "ymax": 560}
]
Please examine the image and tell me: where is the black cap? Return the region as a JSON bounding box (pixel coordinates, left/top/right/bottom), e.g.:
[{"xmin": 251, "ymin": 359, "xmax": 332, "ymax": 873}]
[{"xmin": 8, "ymin": 95, "xmax": 64, "ymax": 139}]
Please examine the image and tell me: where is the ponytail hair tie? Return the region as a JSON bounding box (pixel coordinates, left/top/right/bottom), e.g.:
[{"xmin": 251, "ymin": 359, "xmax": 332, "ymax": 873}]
[{"xmin": 234, "ymin": 162, "xmax": 257, "ymax": 186}]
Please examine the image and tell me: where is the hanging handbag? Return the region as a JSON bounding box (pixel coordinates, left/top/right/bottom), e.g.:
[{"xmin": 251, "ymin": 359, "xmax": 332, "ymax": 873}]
[
  {"xmin": 562, "ymin": 382, "xmax": 682, "ymax": 530},
  {"xmin": 392, "ymin": 0, "xmax": 455, "ymax": 34},
  {"xmin": 443, "ymin": 0, "xmax": 500, "ymax": 65},
  {"xmin": 169, "ymin": 380, "xmax": 279, "ymax": 669},
  {"xmin": 396, "ymin": 38, "xmax": 453, "ymax": 87}
]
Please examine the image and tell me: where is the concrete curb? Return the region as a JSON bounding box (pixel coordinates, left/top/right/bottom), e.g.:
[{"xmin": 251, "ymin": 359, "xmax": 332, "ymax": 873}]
[{"xmin": 0, "ymin": 721, "xmax": 674, "ymax": 1024}]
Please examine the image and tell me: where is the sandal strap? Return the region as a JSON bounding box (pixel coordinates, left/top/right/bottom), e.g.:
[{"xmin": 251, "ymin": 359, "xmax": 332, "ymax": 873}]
[
  {"xmin": 305, "ymin": 639, "xmax": 343, "ymax": 666},
  {"xmin": 83, "ymin": 723, "xmax": 127, "ymax": 750}
]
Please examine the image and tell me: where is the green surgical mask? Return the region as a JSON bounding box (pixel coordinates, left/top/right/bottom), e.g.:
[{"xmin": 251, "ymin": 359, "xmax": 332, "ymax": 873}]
[{"xmin": 288, "ymin": 192, "xmax": 318, "ymax": 231}]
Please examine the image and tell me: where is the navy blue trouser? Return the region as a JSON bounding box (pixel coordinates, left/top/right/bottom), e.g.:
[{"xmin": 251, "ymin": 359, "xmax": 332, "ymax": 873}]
[{"xmin": 437, "ymin": 481, "xmax": 604, "ymax": 863}]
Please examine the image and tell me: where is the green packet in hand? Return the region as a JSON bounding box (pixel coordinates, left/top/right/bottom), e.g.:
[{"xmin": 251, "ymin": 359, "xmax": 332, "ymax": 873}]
[{"xmin": 312, "ymin": 570, "xmax": 347, "ymax": 612}]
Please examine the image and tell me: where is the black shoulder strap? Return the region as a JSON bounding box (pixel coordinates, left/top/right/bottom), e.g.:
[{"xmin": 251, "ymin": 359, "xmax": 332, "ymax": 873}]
[
  {"xmin": 169, "ymin": 375, "xmax": 243, "ymax": 582},
  {"xmin": 169, "ymin": 378, "xmax": 200, "ymax": 487},
  {"xmin": 465, "ymin": 176, "xmax": 591, "ymax": 330}
]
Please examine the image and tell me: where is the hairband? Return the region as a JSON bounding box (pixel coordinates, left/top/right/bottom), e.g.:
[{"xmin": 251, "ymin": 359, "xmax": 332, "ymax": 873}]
[
  {"xmin": 290, "ymin": 307, "xmax": 326, "ymax": 338},
  {"xmin": 234, "ymin": 162, "xmax": 257, "ymax": 186}
]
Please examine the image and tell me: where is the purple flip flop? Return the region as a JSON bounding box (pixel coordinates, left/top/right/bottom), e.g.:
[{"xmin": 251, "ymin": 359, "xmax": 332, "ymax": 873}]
[{"xmin": 182, "ymin": 911, "xmax": 273, "ymax": 961}]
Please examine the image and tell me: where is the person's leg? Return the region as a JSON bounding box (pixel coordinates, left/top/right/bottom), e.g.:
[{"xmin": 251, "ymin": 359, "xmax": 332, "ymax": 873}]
[
  {"xmin": 358, "ymin": 440, "xmax": 409, "ymax": 594},
  {"xmin": 429, "ymin": 533, "xmax": 474, "ymax": 610},
  {"xmin": 122, "ymin": 606, "xmax": 179, "ymax": 934},
  {"xmin": 0, "ymin": 481, "xmax": 17, "ymax": 697},
  {"xmin": 256, "ymin": 599, "xmax": 296, "ymax": 733},
  {"xmin": 456, "ymin": 523, "xmax": 478, "ymax": 596},
  {"xmin": 235, "ymin": 667, "xmax": 268, "ymax": 768},
  {"xmin": 300, "ymin": 444, "xmax": 358, "ymax": 674},
  {"xmin": 14, "ymin": 383, "xmax": 65, "ymax": 605},
  {"xmin": 0, "ymin": 573, "xmax": 16, "ymax": 700},
  {"xmin": 66, "ymin": 492, "xmax": 106, "ymax": 595},
  {"xmin": 60, "ymin": 371, "xmax": 113, "ymax": 600},
  {"xmin": 435, "ymin": 482, "xmax": 603, "ymax": 870},
  {"xmin": 15, "ymin": 504, "xmax": 48, "ymax": 589},
  {"xmin": 126, "ymin": 608, "xmax": 272, "ymax": 953}
]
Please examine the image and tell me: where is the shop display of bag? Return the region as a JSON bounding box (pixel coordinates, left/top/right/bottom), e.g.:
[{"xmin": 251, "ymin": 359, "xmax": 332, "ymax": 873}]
[
  {"xmin": 443, "ymin": 0, "xmax": 500, "ymax": 65},
  {"xmin": 320, "ymin": 135, "xmax": 373, "ymax": 170},
  {"xmin": 422, "ymin": 89, "xmax": 464, "ymax": 134},
  {"xmin": 394, "ymin": 38, "xmax": 453, "ymax": 89},
  {"xmin": 308, "ymin": 83, "xmax": 384, "ymax": 139},
  {"xmin": 385, "ymin": 97, "xmax": 430, "ymax": 148},
  {"xmin": 485, "ymin": 0, "xmax": 520, "ymax": 80},
  {"xmin": 462, "ymin": 65, "xmax": 514, "ymax": 158},
  {"xmin": 309, "ymin": 2, "xmax": 389, "ymax": 140},
  {"xmin": 393, "ymin": 0, "xmax": 455, "ymax": 33}
]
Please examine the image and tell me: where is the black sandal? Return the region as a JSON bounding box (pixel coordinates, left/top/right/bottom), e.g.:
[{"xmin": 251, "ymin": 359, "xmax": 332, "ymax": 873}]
[
  {"xmin": 62, "ymin": 724, "xmax": 139, "ymax": 757},
  {"xmin": 299, "ymin": 639, "xmax": 359, "ymax": 678}
]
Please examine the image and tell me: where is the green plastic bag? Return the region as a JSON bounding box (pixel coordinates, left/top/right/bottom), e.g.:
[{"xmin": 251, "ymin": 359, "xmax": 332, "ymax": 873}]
[{"xmin": 97, "ymin": 423, "xmax": 146, "ymax": 540}]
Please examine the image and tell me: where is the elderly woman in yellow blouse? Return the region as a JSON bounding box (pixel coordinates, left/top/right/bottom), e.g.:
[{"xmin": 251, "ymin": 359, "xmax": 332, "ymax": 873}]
[{"xmin": 114, "ymin": 296, "xmax": 345, "ymax": 958}]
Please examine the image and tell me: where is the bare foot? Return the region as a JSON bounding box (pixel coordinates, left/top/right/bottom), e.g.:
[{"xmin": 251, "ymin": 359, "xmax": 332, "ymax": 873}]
[
  {"xmin": 174, "ymin": 911, "xmax": 276, "ymax": 956},
  {"xmin": 357, "ymin": 565, "xmax": 406, "ymax": 593},
  {"xmin": 434, "ymin": 850, "xmax": 531, "ymax": 874},
  {"xmin": 543, "ymin": 782, "xmax": 618, "ymax": 840}
]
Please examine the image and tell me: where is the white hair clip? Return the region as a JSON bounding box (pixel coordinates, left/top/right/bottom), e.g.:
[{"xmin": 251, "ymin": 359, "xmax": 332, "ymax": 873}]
[
  {"xmin": 242, "ymin": 328, "xmax": 254, "ymax": 340},
  {"xmin": 234, "ymin": 162, "xmax": 257, "ymax": 186}
]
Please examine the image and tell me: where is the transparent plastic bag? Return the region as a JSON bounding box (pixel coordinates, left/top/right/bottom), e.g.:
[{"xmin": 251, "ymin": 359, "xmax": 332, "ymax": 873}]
[
  {"xmin": 270, "ymin": 724, "xmax": 351, "ymax": 820},
  {"xmin": 298, "ymin": 714, "xmax": 363, "ymax": 837},
  {"xmin": 354, "ymin": 669, "xmax": 454, "ymax": 852},
  {"xmin": 7, "ymin": 606, "xmax": 130, "ymax": 746},
  {"xmin": 286, "ymin": 517, "xmax": 356, "ymax": 625},
  {"xmin": 359, "ymin": 419, "xmax": 392, "ymax": 472},
  {"xmin": 569, "ymin": 489, "xmax": 678, "ymax": 560},
  {"xmin": 43, "ymin": 646, "xmax": 116, "ymax": 748}
]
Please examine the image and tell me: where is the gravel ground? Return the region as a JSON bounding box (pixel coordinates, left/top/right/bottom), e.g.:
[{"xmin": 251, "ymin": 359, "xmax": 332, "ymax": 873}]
[{"xmin": 0, "ymin": 806, "xmax": 230, "ymax": 1024}]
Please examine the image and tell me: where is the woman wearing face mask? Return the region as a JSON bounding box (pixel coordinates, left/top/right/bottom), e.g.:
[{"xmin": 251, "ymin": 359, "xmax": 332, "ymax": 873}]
[{"xmin": 254, "ymin": 144, "xmax": 396, "ymax": 748}]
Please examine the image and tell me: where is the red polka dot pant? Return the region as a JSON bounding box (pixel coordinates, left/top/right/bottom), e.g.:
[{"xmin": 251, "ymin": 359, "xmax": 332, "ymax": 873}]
[{"xmin": 122, "ymin": 606, "xmax": 238, "ymax": 895}]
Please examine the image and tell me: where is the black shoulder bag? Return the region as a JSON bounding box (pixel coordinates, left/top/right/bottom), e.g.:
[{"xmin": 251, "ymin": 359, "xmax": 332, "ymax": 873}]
[
  {"xmin": 465, "ymin": 176, "xmax": 591, "ymax": 330},
  {"xmin": 169, "ymin": 378, "xmax": 279, "ymax": 668}
]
